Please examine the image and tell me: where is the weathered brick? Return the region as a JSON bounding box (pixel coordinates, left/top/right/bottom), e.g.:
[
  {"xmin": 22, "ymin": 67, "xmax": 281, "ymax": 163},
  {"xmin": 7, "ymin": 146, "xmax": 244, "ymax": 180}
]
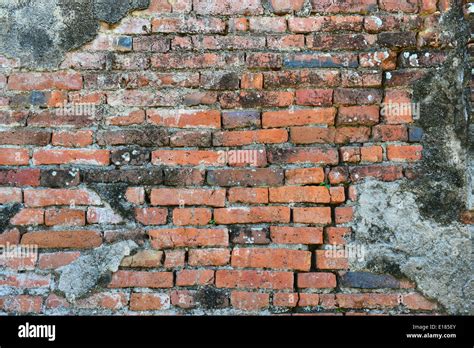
[
  {"xmin": 21, "ymin": 230, "xmax": 102, "ymax": 249},
  {"xmin": 149, "ymin": 228, "xmax": 229, "ymax": 249},
  {"xmin": 214, "ymin": 207, "xmax": 291, "ymax": 224},
  {"xmin": 109, "ymin": 271, "xmax": 173, "ymax": 288},
  {"xmin": 231, "ymin": 248, "xmax": 311, "ymax": 271},
  {"xmin": 271, "ymin": 226, "xmax": 323, "ymax": 245},
  {"xmin": 216, "ymin": 270, "xmax": 293, "ymax": 289}
]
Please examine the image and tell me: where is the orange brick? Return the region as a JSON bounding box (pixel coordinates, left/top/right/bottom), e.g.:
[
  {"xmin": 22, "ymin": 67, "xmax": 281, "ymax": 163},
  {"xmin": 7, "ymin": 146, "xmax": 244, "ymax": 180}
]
[
  {"xmin": 273, "ymin": 293, "xmax": 299, "ymax": 307},
  {"xmin": 293, "ymin": 207, "xmax": 332, "ymax": 225},
  {"xmin": 0, "ymin": 188, "xmax": 22, "ymax": 204},
  {"xmin": 149, "ymin": 228, "xmax": 229, "ymax": 249},
  {"xmin": 316, "ymin": 250, "xmax": 349, "ymax": 270},
  {"xmin": 228, "ymin": 188, "xmax": 268, "ymax": 204},
  {"xmin": 361, "ymin": 146, "xmax": 383, "ymax": 162},
  {"xmin": 231, "ymin": 248, "xmax": 311, "ymax": 271},
  {"xmin": 10, "ymin": 209, "xmax": 44, "ymax": 226},
  {"xmin": 216, "ymin": 270, "xmax": 293, "ymax": 289},
  {"xmin": 109, "ymin": 271, "xmax": 173, "ymax": 288},
  {"xmin": 135, "ymin": 208, "xmax": 168, "ymax": 225},
  {"xmin": 214, "ymin": 207, "xmax": 290, "ymax": 224},
  {"xmin": 269, "ymin": 186, "xmax": 330, "ymax": 203},
  {"xmin": 33, "ymin": 149, "xmax": 109, "ymax": 166},
  {"xmin": 125, "ymin": 187, "xmax": 145, "ymax": 205},
  {"xmin": 52, "ymin": 131, "xmax": 93, "ymax": 147},
  {"xmin": 263, "ymin": 109, "xmax": 335, "ymax": 128},
  {"xmin": 21, "ymin": 230, "xmax": 102, "ymax": 249},
  {"xmin": 387, "ymin": 145, "xmax": 423, "ymax": 162},
  {"xmin": 173, "ymin": 208, "xmax": 212, "ymax": 226},
  {"xmin": 38, "ymin": 252, "xmax": 81, "ymax": 269},
  {"xmin": 270, "ymin": 226, "xmax": 323, "ymax": 245},
  {"xmin": 188, "ymin": 248, "xmax": 230, "ymax": 266},
  {"xmin": 0, "ymin": 148, "xmax": 29, "ymax": 165},
  {"xmin": 130, "ymin": 293, "xmax": 170, "ymax": 311},
  {"xmin": 336, "ymin": 294, "xmax": 399, "ymax": 309},
  {"xmin": 24, "ymin": 189, "xmax": 101, "ymax": 207},
  {"xmin": 150, "ymin": 188, "xmax": 226, "ymax": 207},
  {"xmin": 45, "ymin": 209, "xmax": 85, "ymax": 226},
  {"xmin": 297, "ymin": 272, "xmax": 337, "ymax": 289},
  {"xmin": 176, "ymin": 270, "xmax": 215, "ymax": 286},
  {"xmin": 285, "ymin": 167, "xmax": 325, "ymax": 185},
  {"xmin": 231, "ymin": 291, "xmax": 269, "ymax": 311}
]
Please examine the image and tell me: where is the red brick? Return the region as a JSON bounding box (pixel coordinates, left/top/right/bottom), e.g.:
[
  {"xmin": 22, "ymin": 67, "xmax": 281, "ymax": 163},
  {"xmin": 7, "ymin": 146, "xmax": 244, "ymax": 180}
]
[
  {"xmin": 228, "ymin": 188, "xmax": 268, "ymax": 204},
  {"xmin": 330, "ymin": 186, "xmax": 346, "ymax": 203},
  {"xmin": 135, "ymin": 208, "xmax": 168, "ymax": 225},
  {"xmin": 214, "ymin": 207, "xmax": 290, "ymax": 224},
  {"xmin": 0, "ymin": 188, "xmax": 22, "ymax": 204},
  {"xmin": 338, "ymin": 106, "xmax": 380, "ymax": 126},
  {"xmin": 171, "ymin": 290, "xmax": 196, "ymax": 309},
  {"xmin": 147, "ymin": 109, "xmax": 221, "ymax": 128},
  {"xmin": 270, "ymin": 0, "xmax": 305, "ymax": 14},
  {"xmin": 231, "ymin": 291, "xmax": 269, "ymax": 311},
  {"xmin": 189, "ymin": 249, "xmax": 230, "ymax": 266},
  {"xmin": 193, "ymin": 0, "xmax": 263, "ymax": 15},
  {"xmin": 38, "ymin": 252, "xmax": 81, "ymax": 269},
  {"xmin": 121, "ymin": 250, "xmax": 163, "ymax": 268},
  {"xmin": 176, "ymin": 270, "xmax": 215, "ymax": 286},
  {"xmin": 361, "ymin": 146, "xmax": 383, "ymax": 162},
  {"xmin": 298, "ymin": 293, "xmax": 320, "ymax": 307},
  {"xmin": 285, "ymin": 168, "xmax": 325, "ymax": 185},
  {"xmin": 241, "ymin": 73, "xmax": 263, "ymax": 89},
  {"xmin": 316, "ymin": 250, "xmax": 349, "ymax": 270},
  {"xmin": 273, "ymin": 293, "xmax": 299, "ymax": 307},
  {"xmin": 0, "ymin": 274, "xmax": 50, "ymax": 288},
  {"xmin": 24, "ymin": 189, "xmax": 101, "ymax": 207},
  {"xmin": 11, "ymin": 209, "xmax": 44, "ymax": 226},
  {"xmin": 298, "ymin": 272, "xmax": 337, "ymax": 289},
  {"xmin": 75, "ymin": 292, "xmax": 128, "ymax": 311},
  {"xmin": 109, "ymin": 271, "xmax": 173, "ymax": 288},
  {"xmin": 8, "ymin": 72, "xmax": 82, "ymax": 91},
  {"xmin": 380, "ymin": 0, "xmax": 418, "ymax": 13},
  {"xmin": 52, "ymin": 131, "xmax": 93, "ymax": 147},
  {"xmin": 33, "ymin": 149, "xmax": 109, "ymax": 166},
  {"xmin": 326, "ymin": 227, "xmax": 352, "ymax": 245},
  {"xmin": 0, "ymin": 169, "xmax": 40, "ymax": 187},
  {"xmin": 263, "ymin": 109, "xmax": 335, "ymax": 128},
  {"xmin": 125, "ymin": 187, "xmax": 145, "ymax": 205},
  {"xmin": 149, "ymin": 228, "xmax": 229, "ymax": 249},
  {"xmin": 88, "ymin": 208, "xmax": 120, "ymax": 225},
  {"xmin": 293, "ymin": 207, "xmax": 332, "ymax": 225},
  {"xmin": 0, "ymin": 295, "xmax": 43, "ymax": 314},
  {"xmin": 164, "ymin": 250, "xmax": 186, "ymax": 268},
  {"xmin": 296, "ymin": 89, "xmax": 333, "ymax": 106},
  {"xmin": 130, "ymin": 293, "xmax": 170, "ymax": 311},
  {"xmin": 271, "ymin": 226, "xmax": 323, "ymax": 245},
  {"xmin": 216, "ymin": 270, "xmax": 293, "ymax": 289},
  {"xmin": 150, "ymin": 188, "xmax": 225, "ymax": 207},
  {"xmin": 335, "ymin": 207, "xmax": 354, "ymax": 224},
  {"xmin": 173, "ymin": 208, "xmax": 212, "ymax": 226},
  {"xmin": 152, "ymin": 17, "xmax": 225, "ymax": 34},
  {"xmin": 387, "ymin": 145, "xmax": 423, "ymax": 162},
  {"xmin": 152, "ymin": 150, "xmax": 221, "ymax": 166},
  {"xmin": 269, "ymin": 186, "xmax": 330, "ymax": 203},
  {"xmin": 231, "ymin": 248, "xmax": 311, "ymax": 271},
  {"xmin": 21, "ymin": 230, "xmax": 102, "ymax": 249},
  {"xmin": 0, "ymin": 148, "xmax": 29, "ymax": 165},
  {"xmin": 402, "ymin": 293, "xmax": 437, "ymax": 310},
  {"xmin": 268, "ymin": 147, "xmax": 339, "ymax": 165},
  {"xmin": 336, "ymin": 294, "xmax": 399, "ymax": 309},
  {"xmin": 45, "ymin": 209, "xmax": 85, "ymax": 226},
  {"xmin": 213, "ymin": 129, "xmax": 288, "ymax": 146},
  {"xmin": 373, "ymin": 124, "xmax": 408, "ymax": 141}
]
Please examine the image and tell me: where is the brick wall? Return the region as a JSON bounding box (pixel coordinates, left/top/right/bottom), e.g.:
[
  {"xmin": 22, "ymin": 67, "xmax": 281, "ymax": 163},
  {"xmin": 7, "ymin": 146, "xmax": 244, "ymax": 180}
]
[{"xmin": 0, "ymin": 0, "xmax": 465, "ymax": 315}]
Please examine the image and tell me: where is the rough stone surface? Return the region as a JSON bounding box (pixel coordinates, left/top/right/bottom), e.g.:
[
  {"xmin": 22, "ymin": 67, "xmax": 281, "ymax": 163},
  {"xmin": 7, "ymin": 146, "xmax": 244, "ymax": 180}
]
[
  {"xmin": 0, "ymin": 0, "xmax": 150, "ymax": 68},
  {"xmin": 58, "ymin": 241, "xmax": 138, "ymax": 301}
]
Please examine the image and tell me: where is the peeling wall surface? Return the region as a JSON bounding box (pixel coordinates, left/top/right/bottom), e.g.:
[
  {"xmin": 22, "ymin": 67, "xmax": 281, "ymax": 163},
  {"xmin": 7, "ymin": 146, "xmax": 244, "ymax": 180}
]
[{"xmin": 0, "ymin": 0, "xmax": 472, "ymax": 315}]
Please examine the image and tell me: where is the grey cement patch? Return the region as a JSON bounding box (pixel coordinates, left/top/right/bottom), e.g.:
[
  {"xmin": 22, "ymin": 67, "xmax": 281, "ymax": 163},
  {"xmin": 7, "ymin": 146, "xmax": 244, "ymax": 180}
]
[
  {"xmin": 350, "ymin": 180, "xmax": 472, "ymax": 314},
  {"xmin": 0, "ymin": 0, "xmax": 150, "ymax": 68},
  {"xmin": 58, "ymin": 240, "xmax": 138, "ymax": 301},
  {"xmin": 350, "ymin": 4, "xmax": 473, "ymax": 314}
]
